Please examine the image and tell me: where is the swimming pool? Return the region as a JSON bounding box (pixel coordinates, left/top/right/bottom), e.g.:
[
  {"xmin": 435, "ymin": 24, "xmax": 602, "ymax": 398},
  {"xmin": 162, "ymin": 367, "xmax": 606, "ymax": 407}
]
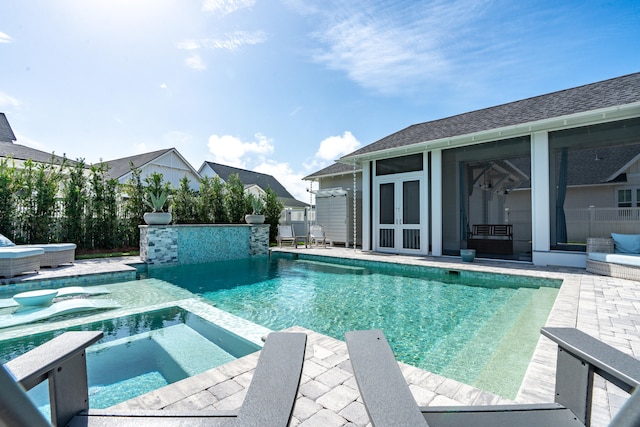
[
  {"xmin": 145, "ymin": 253, "xmax": 561, "ymax": 399},
  {"xmin": 0, "ymin": 306, "xmax": 260, "ymax": 411}
]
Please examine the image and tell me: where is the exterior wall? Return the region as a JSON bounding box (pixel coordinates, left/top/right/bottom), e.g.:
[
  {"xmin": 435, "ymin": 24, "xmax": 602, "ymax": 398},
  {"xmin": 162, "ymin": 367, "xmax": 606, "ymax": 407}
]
[
  {"xmin": 140, "ymin": 224, "xmax": 269, "ymax": 266},
  {"xmin": 136, "ymin": 151, "xmax": 200, "ymax": 191},
  {"xmin": 315, "ymin": 173, "xmax": 362, "ymax": 247}
]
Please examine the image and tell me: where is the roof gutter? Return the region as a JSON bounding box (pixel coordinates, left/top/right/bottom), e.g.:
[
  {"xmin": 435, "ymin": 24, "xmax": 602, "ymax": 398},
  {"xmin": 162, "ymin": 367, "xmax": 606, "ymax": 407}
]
[{"xmin": 339, "ymin": 101, "xmax": 640, "ymax": 165}]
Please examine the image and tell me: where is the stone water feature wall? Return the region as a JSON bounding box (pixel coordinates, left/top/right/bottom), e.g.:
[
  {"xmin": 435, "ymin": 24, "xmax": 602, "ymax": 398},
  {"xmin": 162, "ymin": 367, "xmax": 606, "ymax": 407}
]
[{"xmin": 140, "ymin": 224, "xmax": 270, "ymax": 266}]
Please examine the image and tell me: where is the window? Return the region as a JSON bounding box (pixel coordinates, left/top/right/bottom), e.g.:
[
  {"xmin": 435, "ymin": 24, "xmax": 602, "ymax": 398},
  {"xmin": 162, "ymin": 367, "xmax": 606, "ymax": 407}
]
[
  {"xmin": 376, "ymin": 153, "xmax": 423, "ymax": 176},
  {"xmin": 618, "ymin": 189, "xmax": 632, "ymax": 208}
]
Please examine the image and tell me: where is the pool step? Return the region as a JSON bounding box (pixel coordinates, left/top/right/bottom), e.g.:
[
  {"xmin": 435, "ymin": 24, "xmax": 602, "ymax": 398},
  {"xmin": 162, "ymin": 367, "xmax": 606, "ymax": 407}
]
[
  {"xmin": 473, "ymin": 286, "xmax": 559, "ymax": 397},
  {"xmin": 421, "ymin": 287, "xmax": 524, "ymax": 373},
  {"xmin": 151, "ymin": 324, "xmax": 237, "ymax": 377},
  {"xmin": 438, "ymin": 287, "xmax": 537, "ymax": 386}
]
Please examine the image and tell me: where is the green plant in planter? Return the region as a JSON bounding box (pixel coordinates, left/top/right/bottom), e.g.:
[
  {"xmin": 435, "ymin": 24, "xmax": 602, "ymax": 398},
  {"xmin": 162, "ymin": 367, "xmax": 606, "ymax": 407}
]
[
  {"xmin": 249, "ymin": 194, "xmax": 264, "ymax": 214},
  {"xmin": 145, "ymin": 189, "xmax": 168, "ymax": 212}
]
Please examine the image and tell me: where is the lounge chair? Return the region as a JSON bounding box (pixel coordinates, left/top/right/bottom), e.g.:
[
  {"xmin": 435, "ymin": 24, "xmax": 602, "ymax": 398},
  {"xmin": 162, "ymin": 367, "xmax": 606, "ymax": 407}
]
[
  {"xmin": 309, "ymin": 225, "xmax": 327, "ymax": 248},
  {"xmin": 277, "ymin": 225, "xmax": 297, "ymax": 247},
  {"xmin": 0, "ymin": 233, "xmax": 76, "ymax": 268},
  {"xmin": 1, "ymin": 330, "xmax": 307, "ymax": 426},
  {"xmin": 345, "ymin": 328, "xmax": 640, "ymax": 427},
  {"xmin": 0, "ymin": 247, "xmax": 44, "ymax": 278}
]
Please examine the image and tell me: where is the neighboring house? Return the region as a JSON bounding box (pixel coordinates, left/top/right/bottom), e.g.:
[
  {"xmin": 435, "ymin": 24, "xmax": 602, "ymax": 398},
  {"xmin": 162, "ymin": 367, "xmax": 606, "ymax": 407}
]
[
  {"xmin": 307, "ymin": 72, "xmax": 640, "ymax": 268},
  {"xmin": 103, "ymin": 148, "xmax": 201, "ymax": 191},
  {"xmin": 0, "ymin": 113, "xmax": 79, "ymax": 168},
  {"xmin": 199, "ymin": 161, "xmax": 308, "ymax": 210}
]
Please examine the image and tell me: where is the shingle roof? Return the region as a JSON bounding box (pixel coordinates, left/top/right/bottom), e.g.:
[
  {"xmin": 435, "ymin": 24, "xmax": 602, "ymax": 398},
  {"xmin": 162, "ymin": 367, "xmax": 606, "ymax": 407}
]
[
  {"xmin": 0, "ymin": 113, "xmax": 16, "ymax": 142},
  {"xmin": 0, "ymin": 141, "xmax": 78, "ymax": 165},
  {"xmin": 102, "ymin": 148, "xmax": 174, "ymax": 180},
  {"xmin": 204, "ymin": 161, "xmax": 308, "ymax": 207},
  {"xmin": 304, "ymin": 162, "xmax": 361, "ymax": 180},
  {"xmin": 345, "ymin": 72, "xmax": 640, "ymax": 158}
]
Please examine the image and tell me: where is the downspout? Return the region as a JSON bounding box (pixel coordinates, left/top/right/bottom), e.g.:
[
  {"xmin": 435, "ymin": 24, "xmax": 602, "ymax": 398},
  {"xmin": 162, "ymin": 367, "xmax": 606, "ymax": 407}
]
[{"xmin": 353, "ymin": 159, "xmax": 357, "ymax": 251}]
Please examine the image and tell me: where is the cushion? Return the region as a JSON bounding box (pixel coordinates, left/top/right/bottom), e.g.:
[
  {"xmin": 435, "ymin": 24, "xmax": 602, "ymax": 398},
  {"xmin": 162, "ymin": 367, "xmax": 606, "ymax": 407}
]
[
  {"xmin": 611, "ymin": 233, "xmax": 640, "ymax": 254},
  {"xmin": 589, "ymin": 251, "xmax": 640, "ymax": 268},
  {"xmin": 0, "ymin": 234, "xmax": 15, "ymax": 247},
  {"xmin": 22, "ymin": 243, "xmax": 77, "ymax": 252},
  {"xmin": 0, "ymin": 247, "xmax": 45, "ymax": 258}
]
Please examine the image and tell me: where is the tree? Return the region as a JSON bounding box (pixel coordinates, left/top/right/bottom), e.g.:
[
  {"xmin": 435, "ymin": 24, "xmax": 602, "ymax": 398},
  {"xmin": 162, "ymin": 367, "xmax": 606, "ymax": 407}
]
[
  {"xmin": 211, "ymin": 175, "xmax": 227, "ymax": 223},
  {"xmin": 173, "ymin": 176, "xmax": 198, "ymax": 224},
  {"xmin": 17, "ymin": 158, "xmax": 64, "ymax": 243},
  {"xmin": 0, "ymin": 158, "xmax": 17, "ymax": 238},
  {"xmin": 62, "ymin": 159, "xmax": 88, "ymax": 246},
  {"xmin": 224, "ymin": 173, "xmax": 247, "ymax": 223},
  {"xmin": 263, "ymin": 187, "xmax": 284, "ymax": 243},
  {"xmin": 122, "ymin": 165, "xmax": 146, "ymax": 246}
]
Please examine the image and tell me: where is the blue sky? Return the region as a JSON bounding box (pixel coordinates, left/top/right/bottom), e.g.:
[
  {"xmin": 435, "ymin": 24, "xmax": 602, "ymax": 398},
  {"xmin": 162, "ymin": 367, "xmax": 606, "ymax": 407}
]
[{"xmin": 1, "ymin": 0, "xmax": 639, "ymax": 201}]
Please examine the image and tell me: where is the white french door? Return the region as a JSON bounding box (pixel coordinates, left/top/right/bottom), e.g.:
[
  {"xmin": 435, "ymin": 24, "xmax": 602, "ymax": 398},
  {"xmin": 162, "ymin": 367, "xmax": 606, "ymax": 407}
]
[{"xmin": 375, "ymin": 172, "xmax": 426, "ymax": 254}]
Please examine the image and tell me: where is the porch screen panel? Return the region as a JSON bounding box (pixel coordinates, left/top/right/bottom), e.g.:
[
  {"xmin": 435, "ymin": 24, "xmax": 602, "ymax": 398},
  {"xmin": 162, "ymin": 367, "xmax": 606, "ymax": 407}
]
[{"xmin": 549, "ymin": 117, "xmax": 640, "ymax": 250}]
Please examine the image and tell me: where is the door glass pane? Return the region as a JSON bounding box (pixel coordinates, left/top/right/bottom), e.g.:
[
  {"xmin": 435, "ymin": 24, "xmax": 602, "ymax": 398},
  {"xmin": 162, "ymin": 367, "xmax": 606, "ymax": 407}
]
[
  {"xmin": 380, "ymin": 183, "xmax": 395, "ymax": 224},
  {"xmin": 403, "ymin": 180, "xmax": 420, "ymax": 224}
]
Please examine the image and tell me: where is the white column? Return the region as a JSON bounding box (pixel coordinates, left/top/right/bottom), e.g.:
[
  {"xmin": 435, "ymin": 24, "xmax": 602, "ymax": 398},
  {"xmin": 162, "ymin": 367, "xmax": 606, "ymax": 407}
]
[
  {"xmin": 431, "ymin": 149, "xmax": 443, "ymax": 256},
  {"xmin": 531, "ymin": 131, "xmax": 550, "ymax": 259},
  {"xmin": 361, "ymin": 161, "xmax": 371, "ymax": 251}
]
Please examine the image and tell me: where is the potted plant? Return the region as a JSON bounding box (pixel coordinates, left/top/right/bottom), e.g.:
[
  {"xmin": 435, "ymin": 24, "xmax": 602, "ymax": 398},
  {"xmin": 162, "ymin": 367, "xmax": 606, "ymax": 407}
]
[
  {"xmin": 245, "ymin": 194, "xmax": 265, "ymax": 224},
  {"xmin": 143, "ymin": 173, "xmax": 172, "ymax": 225}
]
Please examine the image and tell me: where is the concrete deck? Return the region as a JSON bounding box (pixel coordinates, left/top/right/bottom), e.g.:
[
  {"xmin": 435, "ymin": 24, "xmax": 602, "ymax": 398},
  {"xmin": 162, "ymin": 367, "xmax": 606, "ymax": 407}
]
[{"xmin": 1, "ymin": 248, "xmax": 639, "ymax": 426}]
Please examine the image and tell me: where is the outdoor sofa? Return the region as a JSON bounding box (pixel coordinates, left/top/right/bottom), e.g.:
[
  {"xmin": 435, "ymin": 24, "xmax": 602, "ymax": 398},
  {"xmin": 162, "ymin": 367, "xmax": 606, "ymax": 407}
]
[
  {"xmin": 587, "ymin": 234, "xmax": 640, "ymax": 281},
  {"xmin": 0, "ymin": 233, "xmax": 76, "ymax": 268},
  {"xmin": 0, "ymin": 247, "xmax": 45, "ymax": 278}
]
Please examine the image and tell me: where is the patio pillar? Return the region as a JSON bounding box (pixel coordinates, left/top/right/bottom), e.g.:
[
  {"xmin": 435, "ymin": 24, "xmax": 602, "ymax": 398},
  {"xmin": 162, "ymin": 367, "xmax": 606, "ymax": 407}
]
[
  {"xmin": 431, "ymin": 149, "xmax": 443, "ymax": 256},
  {"xmin": 361, "ymin": 161, "xmax": 371, "ymax": 251},
  {"xmin": 531, "ymin": 131, "xmax": 551, "ymax": 262}
]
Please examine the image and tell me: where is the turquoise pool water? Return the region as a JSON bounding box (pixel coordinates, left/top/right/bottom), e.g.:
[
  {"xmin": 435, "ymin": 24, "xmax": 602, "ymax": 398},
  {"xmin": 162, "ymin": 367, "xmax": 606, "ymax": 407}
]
[
  {"xmin": 0, "ymin": 307, "xmax": 259, "ymax": 410},
  {"xmin": 145, "ymin": 254, "xmax": 561, "ymax": 398}
]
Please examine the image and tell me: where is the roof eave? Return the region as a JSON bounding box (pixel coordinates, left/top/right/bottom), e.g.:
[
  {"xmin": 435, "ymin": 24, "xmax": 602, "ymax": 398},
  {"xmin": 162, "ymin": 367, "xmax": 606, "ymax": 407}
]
[{"xmin": 339, "ymin": 101, "xmax": 640, "ymax": 164}]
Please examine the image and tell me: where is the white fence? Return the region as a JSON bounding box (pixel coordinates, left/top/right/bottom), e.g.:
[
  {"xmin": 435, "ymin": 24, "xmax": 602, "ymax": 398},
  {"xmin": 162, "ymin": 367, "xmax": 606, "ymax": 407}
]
[{"xmin": 565, "ymin": 207, "xmax": 640, "ymax": 243}]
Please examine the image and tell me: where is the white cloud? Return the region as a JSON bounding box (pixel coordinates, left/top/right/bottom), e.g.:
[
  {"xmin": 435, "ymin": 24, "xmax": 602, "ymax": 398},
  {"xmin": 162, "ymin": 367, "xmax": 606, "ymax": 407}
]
[
  {"xmin": 202, "ymin": 0, "xmax": 255, "ymax": 14},
  {"xmin": 207, "ymin": 133, "xmax": 274, "ymax": 168},
  {"xmin": 185, "ymin": 54, "xmax": 207, "ymax": 70},
  {"xmin": 178, "ymin": 31, "xmax": 267, "ymax": 52},
  {"xmin": 293, "ymin": 0, "xmax": 492, "ymax": 94},
  {"xmin": 254, "ymin": 161, "xmax": 309, "ymax": 202},
  {"xmin": 160, "ymin": 83, "xmax": 168, "ymax": 89},
  {"xmin": 0, "ymin": 32, "xmax": 12, "ymax": 43},
  {"xmin": 315, "ymin": 131, "xmax": 361, "ymax": 162},
  {"xmin": 0, "ymin": 91, "xmax": 20, "ymax": 108}
]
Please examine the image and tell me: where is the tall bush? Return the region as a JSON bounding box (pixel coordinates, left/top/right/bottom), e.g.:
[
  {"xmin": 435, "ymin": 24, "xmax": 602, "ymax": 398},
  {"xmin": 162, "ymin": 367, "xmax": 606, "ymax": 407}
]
[
  {"xmin": 211, "ymin": 175, "xmax": 227, "ymax": 223},
  {"xmin": 196, "ymin": 176, "xmax": 217, "ymax": 223},
  {"xmin": 17, "ymin": 158, "xmax": 64, "ymax": 243},
  {"xmin": 173, "ymin": 176, "xmax": 197, "ymax": 224},
  {"xmin": 62, "ymin": 159, "xmax": 88, "ymax": 246},
  {"xmin": 122, "ymin": 165, "xmax": 146, "ymax": 246},
  {"xmin": 0, "ymin": 158, "xmax": 17, "ymax": 238},
  {"xmin": 224, "ymin": 173, "xmax": 247, "ymax": 223},
  {"xmin": 264, "ymin": 186, "xmax": 284, "ymax": 242}
]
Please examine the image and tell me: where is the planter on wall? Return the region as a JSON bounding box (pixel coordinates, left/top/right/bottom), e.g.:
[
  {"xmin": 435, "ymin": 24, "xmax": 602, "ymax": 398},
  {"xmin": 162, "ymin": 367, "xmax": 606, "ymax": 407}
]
[
  {"xmin": 244, "ymin": 214, "xmax": 265, "ymax": 224},
  {"xmin": 143, "ymin": 212, "xmax": 172, "ymax": 225}
]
